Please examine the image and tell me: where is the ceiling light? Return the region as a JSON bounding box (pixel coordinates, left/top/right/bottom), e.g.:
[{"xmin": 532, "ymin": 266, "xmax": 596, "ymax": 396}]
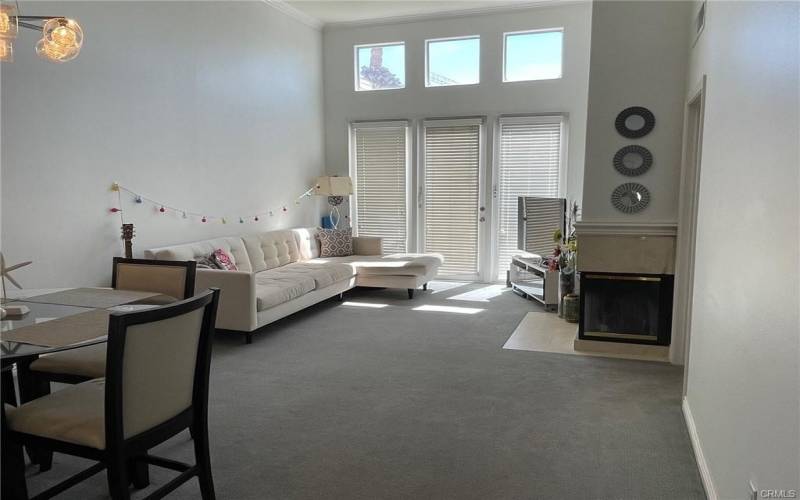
[
  {"xmin": 43, "ymin": 17, "xmax": 82, "ymax": 50},
  {"xmin": 0, "ymin": 3, "xmax": 18, "ymax": 40},
  {"xmin": 0, "ymin": 39, "xmax": 12, "ymax": 62},
  {"xmin": 35, "ymin": 37, "xmax": 78, "ymax": 62},
  {"xmin": 0, "ymin": 1, "xmax": 83, "ymax": 63}
]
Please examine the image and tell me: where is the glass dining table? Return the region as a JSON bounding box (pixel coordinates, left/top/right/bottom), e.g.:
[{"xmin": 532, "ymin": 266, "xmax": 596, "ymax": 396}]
[
  {"xmin": 1, "ymin": 288, "xmax": 175, "ymax": 405},
  {"xmin": 2, "ymin": 301, "xmax": 104, "ymax": 361}
]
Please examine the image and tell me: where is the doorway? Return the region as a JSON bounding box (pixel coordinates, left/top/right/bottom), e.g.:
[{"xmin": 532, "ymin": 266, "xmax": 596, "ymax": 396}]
[{"xmin": 675, "ymin": 76, "xmax": 706, "ymax": 388}]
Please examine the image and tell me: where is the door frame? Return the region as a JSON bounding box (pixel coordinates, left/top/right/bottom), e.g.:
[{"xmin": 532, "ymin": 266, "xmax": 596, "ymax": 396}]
[
  {"xmin": 418, "ymin": 117, "xmax": 488, "ymax": 281},
  {"xmin": 674, "ymin": 75, "xmax": 707, "ymax": 386}
]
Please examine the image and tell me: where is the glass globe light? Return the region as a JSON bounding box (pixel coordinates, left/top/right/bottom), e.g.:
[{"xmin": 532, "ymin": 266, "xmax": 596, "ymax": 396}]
[
  {"xmin": 43, "ymin": 17, "xmax": 82, "ymax": 50},
  {"xmin": 0, "ymin": 4, "xmax": 19, "ymax": 40},
  {"xmin": 35, "ymin": 37, "xmax": 79, "ymax": 63},
  {"xmin": 0, "ymin": 39, "xmax": 12, "ymax": 62}
]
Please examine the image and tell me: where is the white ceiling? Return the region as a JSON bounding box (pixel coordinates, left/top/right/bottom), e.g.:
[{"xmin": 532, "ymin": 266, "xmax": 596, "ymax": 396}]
[{"xmin": 284, "ymin": 0, "xmax": 559, "ymax": 26}]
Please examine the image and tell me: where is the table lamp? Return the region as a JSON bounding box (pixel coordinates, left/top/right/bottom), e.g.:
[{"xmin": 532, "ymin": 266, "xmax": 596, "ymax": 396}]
[{"xmin": 314, "ymin": 176, "xmax": 353, "ymax": 229}]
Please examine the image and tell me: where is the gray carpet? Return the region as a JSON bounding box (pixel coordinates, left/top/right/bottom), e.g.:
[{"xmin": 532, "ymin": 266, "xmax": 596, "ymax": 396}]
[{"xmin": 22, "ymin": 282, "xmax": 705, "ymax": 500}]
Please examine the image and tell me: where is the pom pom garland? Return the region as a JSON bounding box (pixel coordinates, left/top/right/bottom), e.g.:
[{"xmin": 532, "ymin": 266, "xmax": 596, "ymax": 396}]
[{"xmin": 107, "ymin": 183, "xmax": 319, "ymax": 225}]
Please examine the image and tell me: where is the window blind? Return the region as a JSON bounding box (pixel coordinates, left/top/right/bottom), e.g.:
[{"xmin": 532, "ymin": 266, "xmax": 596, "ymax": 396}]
[
  {"xmin": 496, "ymin": 116, "xmax": 564, "ymax": 279},
  {"xmin": 352, "ymin": 123, "xmax": 408, "ymax": 254},
  {"xmin": 423, "ymin": 122, "xmax": 481, "ymax": 276}
]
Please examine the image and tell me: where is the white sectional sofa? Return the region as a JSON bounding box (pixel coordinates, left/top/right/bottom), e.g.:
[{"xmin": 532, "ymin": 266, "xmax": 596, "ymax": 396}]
[{"xmin": 145, "ymin": 227, "xmax": 443, "ymax": 343}]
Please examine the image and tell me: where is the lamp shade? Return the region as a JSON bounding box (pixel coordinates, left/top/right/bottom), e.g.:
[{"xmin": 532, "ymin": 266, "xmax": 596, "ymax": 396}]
[{"xmin": 314, "ymin": 176, "xmax": 353, "ymax": 196}]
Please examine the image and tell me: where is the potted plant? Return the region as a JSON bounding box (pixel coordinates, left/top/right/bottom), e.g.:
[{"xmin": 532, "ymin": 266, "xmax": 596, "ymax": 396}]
[{"xmin": 550, "ymin": 202, "xmax": 579, "ymax": 321}]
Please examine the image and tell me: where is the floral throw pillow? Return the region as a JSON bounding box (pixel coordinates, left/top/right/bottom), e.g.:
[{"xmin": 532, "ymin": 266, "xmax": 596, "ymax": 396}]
[
  {"xmin": 317, "ymin": 228, "xmax": 353, "ymax": 258},
  {"xmin": 211, "ymin": 248, "xmax": 238, "ymax": 271}
]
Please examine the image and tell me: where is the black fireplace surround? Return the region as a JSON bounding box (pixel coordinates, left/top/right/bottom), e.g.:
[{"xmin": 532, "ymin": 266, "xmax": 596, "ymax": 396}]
[{"xmin": 579, "ymin": 272, "xmax": 674, "ymax": 345}]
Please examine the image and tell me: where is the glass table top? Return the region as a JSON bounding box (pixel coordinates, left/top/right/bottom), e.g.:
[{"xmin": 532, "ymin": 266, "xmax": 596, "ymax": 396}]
[
  {"xmin": 1, "ymin": 297, "xmax": 162, "ymax": 363},
  {"xmin": 1, "ymin": 301, "xmax": 101, "ymax": 362}
]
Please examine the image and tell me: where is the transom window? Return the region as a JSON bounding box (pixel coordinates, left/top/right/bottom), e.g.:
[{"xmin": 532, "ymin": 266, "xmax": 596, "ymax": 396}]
[
  {"xmin": 354, "ymin": 42, "xmax": 405, "ymax": 91},
  {"xmin": 503, "ymin": 29, "xmax": 563, "ymax": 82},
  {"xmin": 425, "ymin": 36, "xmax": 480, "ymax": 87}
]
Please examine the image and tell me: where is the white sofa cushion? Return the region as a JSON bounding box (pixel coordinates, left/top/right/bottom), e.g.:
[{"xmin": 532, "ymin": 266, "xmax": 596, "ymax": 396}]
[
  {"xmin": 292, "ymin": 228, "xmax": 321, "ymax": 260},
  {"xmin": 243, "ymin": 231, "xmax": 302, "ymax": 272},
  {"xmin": 254, "ymin": 270, "xmax": 315, "ymax": 311},
  {"xmin": 324, "ymin": 253, "xmax": 444, "ymax": 278},
  {"xmin": 144, "ymin": 237, "xmax": 253, "ymax": 273},
  {"xmin": 279, "ymin": 261, "xmax": 355, "ymax": 289}
]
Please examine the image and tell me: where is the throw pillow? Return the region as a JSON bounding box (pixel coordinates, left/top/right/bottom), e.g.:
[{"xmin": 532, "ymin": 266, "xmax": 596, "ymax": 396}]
[
  {"xmin": 211, "ymin": 248, "xmax": 238, "ymax": 271},
  {"xmin": 196, "ymin": 255, "xmax": 219, "ymax": 269},
  {"xmin": 317, "ymin": 228, "xmax": 353, "ymax": 258}
]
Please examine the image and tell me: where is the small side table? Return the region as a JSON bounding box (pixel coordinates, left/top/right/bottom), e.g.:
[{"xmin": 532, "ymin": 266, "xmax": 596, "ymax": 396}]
[{"xmin": 509, "ymin": 256, "xmax": 559, "ymax": 310}]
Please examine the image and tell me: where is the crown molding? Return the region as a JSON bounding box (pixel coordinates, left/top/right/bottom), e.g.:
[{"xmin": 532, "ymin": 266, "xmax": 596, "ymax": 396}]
[
  {"xmin": 322, "ymin": 0, "xmax": 588, "ymax": 30},
  {"xmin": 261, "ymin": 0, "xmax": 323, "ymax": 30}
]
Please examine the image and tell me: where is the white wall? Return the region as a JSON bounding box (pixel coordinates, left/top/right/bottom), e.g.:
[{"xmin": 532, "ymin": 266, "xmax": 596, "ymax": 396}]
[
  {"xmin": 683, "ymin": 1, "xmax": 800, "ymax": 498},
  {"xmin": 322, "ymin": 2, "xmax": 592, "ymax": 247},
  {"xmin": 582, "ymin": 1, "xmax": 691, "ymax": 222},
  {"xmin": 1, "ymin": 1, "xmax": 324, "ymax": 288}
]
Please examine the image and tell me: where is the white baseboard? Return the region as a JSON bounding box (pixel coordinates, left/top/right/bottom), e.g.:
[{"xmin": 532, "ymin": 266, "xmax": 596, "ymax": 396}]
[{"xmin": 682, "ymin": 397, "xmax": 718, "ymax": 500}]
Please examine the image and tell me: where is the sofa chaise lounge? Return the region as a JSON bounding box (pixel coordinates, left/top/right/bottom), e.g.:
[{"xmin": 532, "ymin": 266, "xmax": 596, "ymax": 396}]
[{"xmin": 145, "ymin": 227, "xmax": 443, "ymax": 343}]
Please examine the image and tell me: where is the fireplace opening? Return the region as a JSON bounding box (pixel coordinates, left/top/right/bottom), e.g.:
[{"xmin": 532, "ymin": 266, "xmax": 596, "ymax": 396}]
[{"xmin": 579, "ymin": 272, "xmax": 674, "ymax": 345}]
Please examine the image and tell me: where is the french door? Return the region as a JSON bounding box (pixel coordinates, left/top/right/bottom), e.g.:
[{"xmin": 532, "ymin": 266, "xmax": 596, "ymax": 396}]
[
  {"xmin": 493, "ymin": 115, "xmax": 565, "ymax": 280},
  {"xmin": 350, "ymin": 121, "xmax": 411, "ymax": 254},
  {"xmin": 419, "ymin": 118, "xmax": 486, "ymax": 279}
]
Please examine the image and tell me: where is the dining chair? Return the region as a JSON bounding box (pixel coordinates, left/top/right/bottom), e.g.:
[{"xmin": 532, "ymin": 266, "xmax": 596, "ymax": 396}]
[
  {"xmin": 111, "ymin": 258, "xmax": 197, "ymax": 304},
  {"xmin": 2, "ymin": 288, "xmax": 220, "ymax": 500},
  {"xmin": 26, "ymin": 258, "xmax": 197, "ymax": 384},
  {"xmin": 19, "ymin": 258, "xmax": 197, "ymax": 471}
]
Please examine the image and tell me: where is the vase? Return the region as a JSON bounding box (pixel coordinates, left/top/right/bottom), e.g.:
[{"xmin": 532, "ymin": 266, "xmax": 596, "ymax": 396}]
[
  {"xmin": 563, "ymin": 294, "xmax": 579, "ymax": 323},
  {"xmin": 560, "ymin": 270, "xmax": 575, "ymax": 296}
]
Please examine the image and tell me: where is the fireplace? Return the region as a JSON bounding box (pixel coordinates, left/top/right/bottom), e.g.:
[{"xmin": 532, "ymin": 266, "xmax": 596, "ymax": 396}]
[{"xmin": 579, "ymin": 272, "xmax": 674, "ymax": 345}]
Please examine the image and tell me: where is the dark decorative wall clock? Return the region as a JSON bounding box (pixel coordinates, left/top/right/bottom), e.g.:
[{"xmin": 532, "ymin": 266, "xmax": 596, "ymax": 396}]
[
  {"xmin": 613, "ymin": 145, "xmax": 653, "ymax": 176},
  {"xmin": 615, "ymin": 106, "xmax": 656, "ymax": 138},
  {"xmin": 611, "ymin": 182, "xmax": 651, "ymax": 213}
]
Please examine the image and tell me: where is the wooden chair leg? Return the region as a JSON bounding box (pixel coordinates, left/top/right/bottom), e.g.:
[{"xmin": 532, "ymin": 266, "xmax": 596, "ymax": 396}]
[
  {"xmin": 37, "ymin": 448, "xmax": 54, "ymax": 473},
  {"xmin": 1, "ymin": 435, "xmax": 28, "ymax": 499},
  {"xmin": 16, "ymin": 360, "xmax": 54, "ymax": 471},
  {"xmin": 1, "ymin": 368, "xmax": 17, "ymax": 406},
  {"xmin": 128, "ymin": 458, "xmax": 150, "ymax": 489},
  {"xmin": 192, "ymin": 423, "xmax": 215, "ymax": 500},
  {"xmin": 107, "ymin": 454, "xmax": 131, "ymax": 500}
]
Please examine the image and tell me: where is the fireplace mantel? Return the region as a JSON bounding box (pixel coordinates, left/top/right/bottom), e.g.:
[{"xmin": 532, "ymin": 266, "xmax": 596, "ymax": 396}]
[
  {"xmin": 573, "ymin": 221, "xmax": 678, "ymax": 236},
  {"xmin": 575, "ymin": 220, "xmax": 678, "ymax": 275}
]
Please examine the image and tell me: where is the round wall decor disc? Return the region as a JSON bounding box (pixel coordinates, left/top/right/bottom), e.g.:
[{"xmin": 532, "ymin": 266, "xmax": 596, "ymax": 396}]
[
  {"xmin": 615, "ymin": 107, "xmax": 656, "ymax": 138},
  {"xmin": 611, "ymin": 182, "xmax": 651, "ymax": 213},
  {"xmin": 613, "ymin": 145, "xmax": 653, "ymax": 176}
]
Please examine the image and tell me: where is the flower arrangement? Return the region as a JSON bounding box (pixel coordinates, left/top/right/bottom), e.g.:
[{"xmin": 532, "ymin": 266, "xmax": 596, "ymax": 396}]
[{"xmin": 545, "ymin": 202, "xmax": 580, "ymax": 295}]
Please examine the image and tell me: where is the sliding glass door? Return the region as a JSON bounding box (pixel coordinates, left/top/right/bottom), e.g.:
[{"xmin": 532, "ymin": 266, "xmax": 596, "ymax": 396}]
[{"xmin": 420, "ymin": 118, "xmax": 485, "ymax": 278}]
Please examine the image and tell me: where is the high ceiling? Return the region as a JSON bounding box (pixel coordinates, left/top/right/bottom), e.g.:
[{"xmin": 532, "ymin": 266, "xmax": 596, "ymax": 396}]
[{"xmin": 284, "ymin": 0, "xmax": 558, "ymax": 26}]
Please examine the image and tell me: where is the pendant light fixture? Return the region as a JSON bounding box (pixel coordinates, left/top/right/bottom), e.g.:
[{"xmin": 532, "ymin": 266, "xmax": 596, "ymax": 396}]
[{"xmin": 0, "ymin": 0, "xmax": 83, "ymax": 63}]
